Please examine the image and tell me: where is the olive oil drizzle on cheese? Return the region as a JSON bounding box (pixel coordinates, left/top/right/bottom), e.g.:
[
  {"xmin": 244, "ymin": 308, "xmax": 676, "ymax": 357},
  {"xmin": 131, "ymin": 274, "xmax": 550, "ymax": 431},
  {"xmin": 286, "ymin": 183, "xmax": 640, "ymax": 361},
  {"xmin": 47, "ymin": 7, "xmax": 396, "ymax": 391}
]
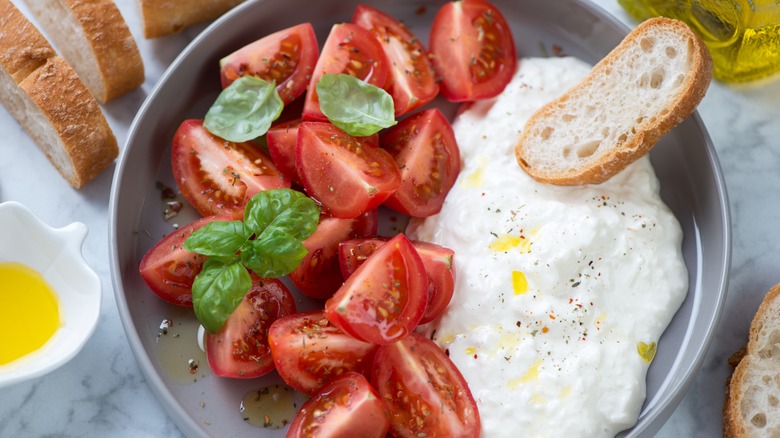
[{"xmin": 0, "ymin": 262, "xmax": 61, "ymax": 365}]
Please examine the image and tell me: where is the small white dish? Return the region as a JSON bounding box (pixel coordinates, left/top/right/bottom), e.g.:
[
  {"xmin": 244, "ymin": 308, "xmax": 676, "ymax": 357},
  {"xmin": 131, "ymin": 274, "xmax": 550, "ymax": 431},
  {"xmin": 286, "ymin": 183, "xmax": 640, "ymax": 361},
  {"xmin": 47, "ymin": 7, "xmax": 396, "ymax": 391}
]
[{"xmin": 0, "ymin": 201, "xmax": 101, "ymax": 388}]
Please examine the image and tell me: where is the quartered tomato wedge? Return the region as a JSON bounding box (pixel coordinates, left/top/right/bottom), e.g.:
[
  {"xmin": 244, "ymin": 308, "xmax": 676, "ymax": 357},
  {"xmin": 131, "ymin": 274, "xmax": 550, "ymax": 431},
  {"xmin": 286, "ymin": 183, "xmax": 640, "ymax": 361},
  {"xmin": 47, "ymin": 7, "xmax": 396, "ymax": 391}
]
[
  {"xmin": 372, "ymin": 333, "xmax": 480, "ymax": 438},
  {"xmin": 286, "ymin": 372, "xmax": 389, "ymax": 438},
  {"xmin": 139, "ymin": 215, "xmax": 227, "ymax": 307},
  {"xmin": 220, "ymin": 23, "xmax": 318, "ymax": 104},
  {"xmin": 268, "ymin": 311, "xmax": 379, "ymax": 395},
  {"xmin": 339, "ymin": 237, "xmax": 455, "ymax": 324},
  {"xmin": 171, "ymin": 119, "xmax": 289, "ymax": 219},
  {"xmin": 296, "ymin": 122, "xmax": 401, "ymax": 219},
  {"xmin": 289, "ymin": 209, "xmax": 378, "ymax": 299},
  {"xmin": 352, "ymin": 5, "xmax": 439, "ymax": 116},
  {"xmin": 302, "ymin": 23, "xmax": 390, "ymax": 121},
  {"xmin": 430, "ymin": 0, "xmax": 517, "ymax": 101},
  {"xmin": 381, "ymin": 108, "xmax": 461, "ymax": 217},
  {"xmin": 205, "ymin": 276, "xmax": 295, "ymax": 379},
  {"xmin": 324, "ymin": 233, "xmax": 427, "ymax": 345},
  {"xmin": 266, "ymin": 118, "xmax": 302, "ymax": 186}
]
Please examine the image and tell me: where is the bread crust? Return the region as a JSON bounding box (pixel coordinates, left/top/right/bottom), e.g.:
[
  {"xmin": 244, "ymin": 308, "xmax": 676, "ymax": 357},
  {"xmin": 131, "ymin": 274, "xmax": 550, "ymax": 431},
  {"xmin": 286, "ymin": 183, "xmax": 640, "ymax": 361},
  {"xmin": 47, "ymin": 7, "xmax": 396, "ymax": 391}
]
[
  {"xmin": 0, "ymin": 0, "xmax": 117, "ymax": 188},
  {"xmin": 514, "ymin": 17, "xmax": 713, "ymax": 186},
  {"xmin": 23, "ymin": 0, "xmax": 145, "ymax": 102},
  {"xmin": 139, "ymin": 0, "xmax": 246, "ymax": 39},
  {"xmin": 723, "ymin": 283, "xmax": 780, "ymax": 438}
]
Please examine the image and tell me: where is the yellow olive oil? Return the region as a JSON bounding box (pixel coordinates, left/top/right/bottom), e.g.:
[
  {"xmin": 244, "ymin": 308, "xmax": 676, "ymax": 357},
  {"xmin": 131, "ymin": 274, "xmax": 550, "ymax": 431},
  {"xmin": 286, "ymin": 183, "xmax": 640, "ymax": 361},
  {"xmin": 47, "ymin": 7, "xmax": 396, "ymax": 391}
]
[
  {"xmin": 0, "ymin": 262, "xmax": 61, "ymax": 365},
  {"xmin": 619, "ymin": 0, "xmax": 780, "ymax": 82}
]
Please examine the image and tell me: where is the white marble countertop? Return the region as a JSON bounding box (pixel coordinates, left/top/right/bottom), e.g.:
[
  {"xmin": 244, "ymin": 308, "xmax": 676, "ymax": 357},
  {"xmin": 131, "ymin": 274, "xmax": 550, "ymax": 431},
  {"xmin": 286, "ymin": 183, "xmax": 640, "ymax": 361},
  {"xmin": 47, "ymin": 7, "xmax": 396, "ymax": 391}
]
[{"xmin": 1, "ymin": 0, "xmax": 778, "ymax": 436}]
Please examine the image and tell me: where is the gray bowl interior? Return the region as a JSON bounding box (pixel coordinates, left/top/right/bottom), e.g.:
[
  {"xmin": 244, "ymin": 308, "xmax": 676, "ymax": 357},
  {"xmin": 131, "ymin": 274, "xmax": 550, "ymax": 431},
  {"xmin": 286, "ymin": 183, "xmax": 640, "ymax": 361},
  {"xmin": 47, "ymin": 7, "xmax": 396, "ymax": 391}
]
[{"xmin": 109, "ymin": 0, "xmax": 731, "ymax": 437}]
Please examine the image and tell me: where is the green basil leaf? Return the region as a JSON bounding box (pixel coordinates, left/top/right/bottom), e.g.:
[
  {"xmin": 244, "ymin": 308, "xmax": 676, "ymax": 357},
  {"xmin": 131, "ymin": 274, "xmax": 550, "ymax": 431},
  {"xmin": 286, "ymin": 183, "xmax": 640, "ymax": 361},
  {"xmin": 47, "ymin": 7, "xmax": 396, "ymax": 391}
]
[
  {"xmin": 244, "ymin": 189, "xmax": 320, "ymax": 241},
  {"xmin": 184, "ymin": 220, "xmax": 252, "ymax": 257},
  {"xmin": 204, "ymin": 76, "xmax": 284, "ymax": 142},
  {"xmin": 241, "ymin": 229, "xmax": 308, "ymax": 277},
  {"xmin": 192, "ymin": 258, "xmax": 252, "ymax": 333},
  {"xmin": 316, "ymin": 74, "xmax": 397, "ymax": 137}
]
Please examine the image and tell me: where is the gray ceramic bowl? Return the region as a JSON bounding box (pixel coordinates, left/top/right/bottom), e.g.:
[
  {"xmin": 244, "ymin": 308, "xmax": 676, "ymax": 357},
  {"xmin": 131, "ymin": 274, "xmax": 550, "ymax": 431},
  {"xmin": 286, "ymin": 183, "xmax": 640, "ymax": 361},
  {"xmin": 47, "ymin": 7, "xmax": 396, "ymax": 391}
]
[{"xmin": 109, "ymin": 0, "xmax": 731, "ymax": 436}]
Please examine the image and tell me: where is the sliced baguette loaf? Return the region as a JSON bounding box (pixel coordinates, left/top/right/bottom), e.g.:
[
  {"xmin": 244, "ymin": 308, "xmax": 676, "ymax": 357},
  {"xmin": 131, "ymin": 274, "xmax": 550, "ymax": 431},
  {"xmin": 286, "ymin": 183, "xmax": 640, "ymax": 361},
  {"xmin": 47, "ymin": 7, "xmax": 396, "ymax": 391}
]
[
  {"xmin": 22, "ymin": 0, "xmax": 144, "ymax": 103},
  {"xmin": 138, "ymin": 0, "xmax": 246, "ymax": 39},
  {"xmin": 0, "ymin": 0, "xmax": 118, "ymax": 188},
  {"xmin": 514, "ymin": 17, "xmax": 712, "ymax": 185},
  {"xmin": 724, "ymin": 283, "xmax": 780, "ymax": 438}
]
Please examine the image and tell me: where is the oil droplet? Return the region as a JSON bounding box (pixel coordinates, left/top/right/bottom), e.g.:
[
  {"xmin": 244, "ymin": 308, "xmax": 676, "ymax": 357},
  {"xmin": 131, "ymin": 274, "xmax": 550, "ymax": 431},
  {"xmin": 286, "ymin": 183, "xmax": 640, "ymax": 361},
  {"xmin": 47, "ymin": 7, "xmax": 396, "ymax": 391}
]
[
  {"xmin": 154, "ymin": 308, "xmax": 211, "ymax": 383},
  {"xmin": 512, "ymin": 270, "xmax": 529, "ymax": 295},
  {"xmin": 489, "ymin": 235, "xmax": 522, "ymax": 252},
  {"xmin": 0, "ymin": 262, "xmax": 61, "ymax": 365},
  {"xmin": 461, "ymin": 155, "xmax": 486, "ymax": 188},
  {"xmin": 508, "ymin": 358, "xmax": 543, "ymax": 389},
  {"xmin": 637, "ymin": 341, "xmax": 657, "ymax": 364},
  {"xmin": 240, "ymin": 384, "xmax": 301, "ymax": 429}
]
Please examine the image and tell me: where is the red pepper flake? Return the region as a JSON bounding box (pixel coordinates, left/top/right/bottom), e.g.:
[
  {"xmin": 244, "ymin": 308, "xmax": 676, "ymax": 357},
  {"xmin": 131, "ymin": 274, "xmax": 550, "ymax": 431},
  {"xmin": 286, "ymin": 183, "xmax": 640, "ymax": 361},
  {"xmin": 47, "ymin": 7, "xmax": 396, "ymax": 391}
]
[
  {"xmin": 541, "ymin": 326, "xmax": 549, "ymax": 334},
  {"xmin": 473, "ymin": 354, "xmax": 478, "ymax": 359},
  {"xmin": 549, "ymin": 314, "xmax": 556, "ymax": 320}
]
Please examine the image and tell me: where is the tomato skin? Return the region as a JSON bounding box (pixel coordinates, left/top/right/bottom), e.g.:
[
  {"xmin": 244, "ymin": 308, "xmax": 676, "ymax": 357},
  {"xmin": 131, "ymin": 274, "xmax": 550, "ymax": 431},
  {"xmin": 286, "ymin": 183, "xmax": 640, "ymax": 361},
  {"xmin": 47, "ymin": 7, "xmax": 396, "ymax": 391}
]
[
  {"xmin": 296, "ymin": 122, "xmax": 401, "ymax": 219},
  {"xmin": 324, "ymin": 233, "xmax": 428, "ymax": 345},
  {"xmin": 266, "ymin": 118, "xmax": 302, "ymax": 186},
  {"xmin": 352, "ymin": 5, "xmax": 439, "ymax": 116},
  {"xmin": 171, "ymin": 119, "xmax": 289, "ymax": 219},
  {"xmin": 205, "ymin": 276, "xmax": 295, "ymax": 379},
  {"xmin": 268, "ymin": 311, "xmax": 379, "ymax": 395},
  {"xmin": 429, "ymin": 0, "xmax": 517, "ymax": 102},
  {"xmin": 285, "ymin": 372, "xmax": 389, "ymax": 438},
  {"xmin": 289, "ymin": 209, "xmax": 379, "ymax": 299},
  {"xmin": 372, "ymin": 333, "xmax": 480, "ymax": 438},
  {"xmin": 339, "ymin": 237, "xmax": 455, "ymax": 324},
  {"xmin": 302, "ymin": 23, "xmax": 390, "ymax": 121},
  {"xmin": 220, "ymin": 23, "xmax": 318, "ymax": 104},
  {"xmin": 139, "ymin": 215, "xmax": 228, "ymax": 307},
  {"xmin": 381, "ymin": 108, "xmax": 461, "ymax": 217}
]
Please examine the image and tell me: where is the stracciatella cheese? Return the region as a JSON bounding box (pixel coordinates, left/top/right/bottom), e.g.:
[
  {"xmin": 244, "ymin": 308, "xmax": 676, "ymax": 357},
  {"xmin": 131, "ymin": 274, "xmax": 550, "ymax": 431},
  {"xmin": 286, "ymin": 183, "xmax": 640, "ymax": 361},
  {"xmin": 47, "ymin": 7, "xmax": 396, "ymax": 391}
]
[{"xmin": 409, "ymin": 57, "xmax": 688, "ymax": 437}]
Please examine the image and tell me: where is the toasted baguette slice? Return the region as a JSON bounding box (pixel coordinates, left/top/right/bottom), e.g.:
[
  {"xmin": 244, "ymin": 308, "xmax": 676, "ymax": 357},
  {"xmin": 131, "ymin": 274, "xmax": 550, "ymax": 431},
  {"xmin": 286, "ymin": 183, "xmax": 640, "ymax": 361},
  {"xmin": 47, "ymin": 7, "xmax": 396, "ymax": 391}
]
[
  {"xmin": 514, "ymin": 17, "xmax": 712, "ymax": 185},
  {"xmin": 22, "ymin": 0, "xmax": 144, "ymax": 103},
  {"xmin": 724, "ymin": 283, "xmax": 780, "ymax": 438},
  {"xmin": 0, "ymin": 0, "xmax": 118, "ymax": 188},
  {"xmin": 138, "ymin": 0, "xmax": 246, "ymax": 39}
]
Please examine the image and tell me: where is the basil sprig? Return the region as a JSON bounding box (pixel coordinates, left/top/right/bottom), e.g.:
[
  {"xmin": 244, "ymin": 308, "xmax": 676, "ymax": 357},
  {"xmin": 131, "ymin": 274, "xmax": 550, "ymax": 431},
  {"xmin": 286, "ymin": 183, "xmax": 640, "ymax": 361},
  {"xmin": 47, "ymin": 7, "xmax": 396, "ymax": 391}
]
[
  {"xmin": 184, "ymin": 189, "xmax": 320, "ymax": 333},
  {"xmin": 204, "ymin": 76, "xmax": 284, "ymax": 142},
  {"xmin": 316, "ymin": 74, "xmax": 397, "ymax": 136}
]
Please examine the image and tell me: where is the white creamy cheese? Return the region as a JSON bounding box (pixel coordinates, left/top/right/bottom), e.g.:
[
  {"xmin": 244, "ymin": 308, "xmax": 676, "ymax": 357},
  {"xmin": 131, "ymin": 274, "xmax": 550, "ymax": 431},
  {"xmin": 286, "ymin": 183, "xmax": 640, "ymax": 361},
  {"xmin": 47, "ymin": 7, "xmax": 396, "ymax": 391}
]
[{"xmin": 408, "ymin": 57, "xmax": 688, "ymax": 437}]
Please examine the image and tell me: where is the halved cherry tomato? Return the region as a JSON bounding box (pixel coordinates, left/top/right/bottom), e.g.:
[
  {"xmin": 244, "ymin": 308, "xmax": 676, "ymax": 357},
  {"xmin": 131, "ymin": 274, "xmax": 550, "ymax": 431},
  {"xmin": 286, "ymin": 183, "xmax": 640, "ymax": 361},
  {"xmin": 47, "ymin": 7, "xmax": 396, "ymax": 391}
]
[
  {"xmin": 324, "ymin": 233, "xmax": 427, "ymax": 345},
  {"xmin": 220, "ymin": 23, "xmax": 319, "ymax": 104},
  {"xmin": 268, "ymin": 311, "xmax": 379, "ymax": 395},
  {"xmin": 352, "ymin": 5, "xmax": 439, "ymax": 116},
  {"xmin": 429, "ymin": 0, "xmax": 517, "ymax": 101},
  {"xmin": 372, "ymin": 333, "xmax": 480, "ymax": 438},
  {"xmin": 139, "ymin": 215, "xmax": 228, "ymax": 307},
  {"xmin": 381, "ymin": 108, "xmax": 461, "ymax": 217},
  {"xmin": 302, "ymin": 23, "xmax": 390, "ymax": 121},
  {"xmin": 171, "ymin": 119, "xmax": 289, "ymax": 219},
  {"xmin": 339, "ymin": 237, "xmax": 455, "ymax": 324},
  {"xmin": 296, "ymin": 122, "xmax": 401, "ymax": 219},
  {"xmin": 289, "ymin": 209, "xmax": 378, "ymax": 299},
  {"xmin": 205, "ymin": 276, "xmax": 295, "ymax": 378},
  {"xmin": 286, "ymin": 372, "xmax": 389, "ymax": 438},
  {"xmin": 266, "ymin": 118, "xmax": 301, "ymax": 186}
]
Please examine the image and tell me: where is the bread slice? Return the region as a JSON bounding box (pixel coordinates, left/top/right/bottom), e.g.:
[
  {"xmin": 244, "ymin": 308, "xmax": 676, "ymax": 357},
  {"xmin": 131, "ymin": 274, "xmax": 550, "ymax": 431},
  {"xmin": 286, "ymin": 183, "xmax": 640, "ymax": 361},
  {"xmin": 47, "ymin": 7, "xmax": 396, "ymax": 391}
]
[
  {"xmin": 22, "ymin": 0, "xmax": 144, "ymax": 103},
  {"xmin": 514, "ymin": 17, "xmax": 712, "ymax": 185},
  {"xmin": 724, "ymin": 283, "xmax": 780, "ymax": 437},
  {"xmin": 0, "ymin": 0, "xmax": 118, "ymax": 188},
  {"xmin": 138, "ymin": 0, "xmax": 246, "ymax": 39}
]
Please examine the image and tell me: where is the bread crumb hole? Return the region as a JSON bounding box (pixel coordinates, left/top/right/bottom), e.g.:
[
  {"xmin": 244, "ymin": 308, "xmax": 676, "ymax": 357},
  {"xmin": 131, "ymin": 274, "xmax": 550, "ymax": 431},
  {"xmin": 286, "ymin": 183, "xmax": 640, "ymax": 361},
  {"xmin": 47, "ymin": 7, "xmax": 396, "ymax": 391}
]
[
  {"xmin": 640, "ymin": 37, "xmax": 655, "ymax": 52},
  {"xmin": 763, "ymin": 375, "xmax": 772, "ymax": 384},
  {"xmin": 562, "ymin": 114, "xmax": 576, "ymax": 122},
  {"xmin": 665, "ymin": 46, "xmax": 677, "ymax": 58},
  {"xmin": 602, "ymin": 127, "xmax": 610, "ymax": 137},
  {"xmin": 673, "ymin": 74, "xmax": 685, "ymax": 88},
  {"xmin": 651, "ymin": 68, "xmax": 665, "ymax": 89},
  {"xmin": 636, "ymin": 116, "xmax": 645, "ymax": 124},
  {"xmin": 751, "ymin": 413, "xmax": 767, "ymax": 428},
  {"xmin": 563, "ymin": 146, "xmax": 572, "ymax": 158},
  {"xmin": 577, "ymin": 141, "xmax": 600, "ymax": 158},
  {"xmin": 540, "ymin": 126, "xmax": 554, "ymax": 140},
  {"xmin": 618, "ymin": 133, "xmax": 628, "ymax": 144},
  {"xmin": 638, "ymin": 73, "xmax": 649, "ymax": 88},
  {"xmin": 769, "ymin": 395, "xmax": 779, "ymax": 407}
]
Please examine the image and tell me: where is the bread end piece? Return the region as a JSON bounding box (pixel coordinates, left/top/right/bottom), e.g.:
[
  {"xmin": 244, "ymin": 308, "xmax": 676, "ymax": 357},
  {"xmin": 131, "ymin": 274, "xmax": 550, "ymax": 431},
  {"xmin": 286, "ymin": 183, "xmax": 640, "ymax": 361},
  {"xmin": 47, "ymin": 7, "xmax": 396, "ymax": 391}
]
[
  {"xmin": 514, "ymin": 17, "xmax": 713, "ymax": 186},
  {"xmin": 139, "ymin": 0, "xmax": 246, "ymax": 39},
  {"xmin": 723, "ymin": 283, "xmax": 780, "ymax": 438}
]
